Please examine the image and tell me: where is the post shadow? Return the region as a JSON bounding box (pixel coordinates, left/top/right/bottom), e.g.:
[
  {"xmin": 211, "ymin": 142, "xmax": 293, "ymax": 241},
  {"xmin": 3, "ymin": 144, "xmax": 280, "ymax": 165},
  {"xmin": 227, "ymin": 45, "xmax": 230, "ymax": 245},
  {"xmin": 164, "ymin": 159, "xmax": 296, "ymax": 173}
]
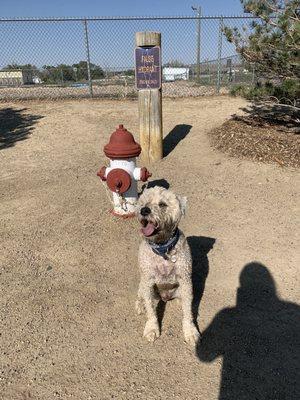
[
  {"xmin": 163, "ymin": 124, "xmax": 192, "ymax": 157},
  {"xmin": 0, "ymin": 107, "xmax": 43, "ymax": 150},
  {"xmin": 197, "ymin": 262, "xmax": 300, "ymax": 400}
]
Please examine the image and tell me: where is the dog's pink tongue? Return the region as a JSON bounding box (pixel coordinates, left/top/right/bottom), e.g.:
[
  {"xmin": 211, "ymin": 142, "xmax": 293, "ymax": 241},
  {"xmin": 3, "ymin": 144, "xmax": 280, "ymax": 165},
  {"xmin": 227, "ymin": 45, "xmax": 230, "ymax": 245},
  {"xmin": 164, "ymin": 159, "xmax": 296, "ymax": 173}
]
[{"xmin": 141, "ymin": 223, "xmax": 156, "ymax": 237}]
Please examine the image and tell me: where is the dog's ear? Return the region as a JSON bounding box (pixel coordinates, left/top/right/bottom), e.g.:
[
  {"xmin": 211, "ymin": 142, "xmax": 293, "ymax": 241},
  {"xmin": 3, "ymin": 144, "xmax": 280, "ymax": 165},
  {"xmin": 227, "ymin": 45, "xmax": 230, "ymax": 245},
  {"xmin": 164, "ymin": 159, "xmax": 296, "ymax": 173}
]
[{"xmin": 177, "ymin": 195, "xmax": 187, "ymax": 216}]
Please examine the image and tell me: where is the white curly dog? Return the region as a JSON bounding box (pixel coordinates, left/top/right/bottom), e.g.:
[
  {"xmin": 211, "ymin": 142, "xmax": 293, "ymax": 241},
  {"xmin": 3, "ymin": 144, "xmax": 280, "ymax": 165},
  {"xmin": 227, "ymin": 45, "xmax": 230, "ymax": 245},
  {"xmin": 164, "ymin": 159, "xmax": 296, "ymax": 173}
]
[{"xmin": 136, "ymin": 186, "xmax": 200, "ymax": 345}]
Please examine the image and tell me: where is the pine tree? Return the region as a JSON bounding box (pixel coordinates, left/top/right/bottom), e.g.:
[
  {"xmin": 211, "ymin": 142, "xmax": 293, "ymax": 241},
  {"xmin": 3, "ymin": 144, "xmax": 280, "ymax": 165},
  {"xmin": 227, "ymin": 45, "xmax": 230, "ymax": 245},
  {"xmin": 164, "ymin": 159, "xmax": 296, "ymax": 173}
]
[{"xmin": 224, "ymin": 1, "xmax": 299, "ymax": 85}]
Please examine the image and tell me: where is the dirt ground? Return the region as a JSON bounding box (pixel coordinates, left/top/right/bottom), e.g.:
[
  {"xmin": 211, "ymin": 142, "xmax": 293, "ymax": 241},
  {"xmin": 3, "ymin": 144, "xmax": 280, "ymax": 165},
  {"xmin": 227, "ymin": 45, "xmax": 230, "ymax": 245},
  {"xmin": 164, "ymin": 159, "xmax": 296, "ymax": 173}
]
[{"xmin": 0, "ymin": 96, "xmax": 299, "ymax": 400}]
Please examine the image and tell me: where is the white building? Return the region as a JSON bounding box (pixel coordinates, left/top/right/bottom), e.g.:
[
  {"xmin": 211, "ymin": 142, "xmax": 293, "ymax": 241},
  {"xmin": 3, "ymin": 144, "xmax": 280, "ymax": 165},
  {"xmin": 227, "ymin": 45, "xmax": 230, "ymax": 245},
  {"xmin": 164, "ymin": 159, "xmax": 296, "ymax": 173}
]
[
  {"xmin": 0, "ymin": 70, "xmax": 35, "ymax": 86},
  {"xmin": 163, "ymin": 67, "xmax": 189, "ymax": 82}
]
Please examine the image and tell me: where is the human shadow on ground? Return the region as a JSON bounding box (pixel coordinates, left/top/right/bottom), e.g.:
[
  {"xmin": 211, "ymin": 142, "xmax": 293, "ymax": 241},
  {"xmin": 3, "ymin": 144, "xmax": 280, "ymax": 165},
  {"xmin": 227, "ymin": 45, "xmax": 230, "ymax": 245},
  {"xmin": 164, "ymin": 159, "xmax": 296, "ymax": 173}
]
[
  {"xmin": 156, "ymin": 235, "xmax": 216, "ymax": 331},
  {"xmin": 197, "ymin": 262, "xmax": 300, "ymax": 400},
  {"xmin": 232, "ymin": 103, "xmax": 299, "ymax": 133},
  {"xmin": 163, "ymin": 124, "xmax": 192, "ymax": 157},
  {"xmin": 0, "ymin": 107, "xmax": 43, "ymax": 150}
]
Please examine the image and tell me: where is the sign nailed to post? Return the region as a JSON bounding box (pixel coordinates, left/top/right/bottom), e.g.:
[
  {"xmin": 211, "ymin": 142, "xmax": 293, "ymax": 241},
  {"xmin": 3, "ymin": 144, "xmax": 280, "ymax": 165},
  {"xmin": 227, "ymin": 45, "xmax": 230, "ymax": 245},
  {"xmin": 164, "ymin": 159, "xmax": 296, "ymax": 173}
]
[
  {"xmin": 135, "ymin": 31, "xmax": 163, "ymax": 163},
  {"xmin": 135, "ymin": 46, "xmax": 161, "ymax": 90}
]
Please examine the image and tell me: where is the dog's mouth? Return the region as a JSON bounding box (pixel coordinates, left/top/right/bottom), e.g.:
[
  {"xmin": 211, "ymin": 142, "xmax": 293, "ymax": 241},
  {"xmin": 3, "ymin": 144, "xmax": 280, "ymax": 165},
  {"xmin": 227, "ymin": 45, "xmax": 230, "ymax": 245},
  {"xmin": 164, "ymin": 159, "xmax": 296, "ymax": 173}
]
[{"xmin": 140, "ymin": 219, "xmax": 159, "ymax": 237}]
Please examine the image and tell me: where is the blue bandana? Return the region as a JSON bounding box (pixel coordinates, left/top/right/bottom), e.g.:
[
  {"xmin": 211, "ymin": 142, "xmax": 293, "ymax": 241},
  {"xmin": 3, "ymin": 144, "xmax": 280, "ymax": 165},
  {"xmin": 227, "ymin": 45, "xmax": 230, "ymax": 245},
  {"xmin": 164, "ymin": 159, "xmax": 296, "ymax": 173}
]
[{"xmin": 148, "ymin": 229, "xmax": 180, "ymax": 259}]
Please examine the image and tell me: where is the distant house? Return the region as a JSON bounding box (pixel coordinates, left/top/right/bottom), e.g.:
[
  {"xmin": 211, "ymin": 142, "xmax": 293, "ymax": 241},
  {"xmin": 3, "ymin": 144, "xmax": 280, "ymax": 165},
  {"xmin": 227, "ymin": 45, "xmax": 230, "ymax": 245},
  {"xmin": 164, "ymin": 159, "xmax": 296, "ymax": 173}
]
[
  {"xmin": 163, "ymin": 67, "xmax": 189, "ymax": 82},
  {"xmin": 0, "ymin": 70, "xmax": 35, "ymax": 86}
]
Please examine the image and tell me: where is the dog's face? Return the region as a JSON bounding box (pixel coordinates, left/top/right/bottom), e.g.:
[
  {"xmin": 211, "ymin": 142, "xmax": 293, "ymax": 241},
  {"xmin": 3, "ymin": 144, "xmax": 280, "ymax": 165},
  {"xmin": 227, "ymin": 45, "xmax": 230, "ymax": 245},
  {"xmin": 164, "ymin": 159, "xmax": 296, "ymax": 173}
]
[{"xmin": 137, "ymin": 187, "xmax": 187, "ymax": 243}]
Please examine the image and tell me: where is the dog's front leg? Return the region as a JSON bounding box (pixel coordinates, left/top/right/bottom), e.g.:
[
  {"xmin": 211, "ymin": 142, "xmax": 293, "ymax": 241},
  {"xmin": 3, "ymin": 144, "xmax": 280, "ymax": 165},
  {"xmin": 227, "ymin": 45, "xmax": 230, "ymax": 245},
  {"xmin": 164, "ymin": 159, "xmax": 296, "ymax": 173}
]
[
  {"xmin": 140, "ymin": 280, "xmax": 160, "ymax": 342},
  {"xmin": 179, "ymin": 278, "xmax": 200, "ymax": 346}
]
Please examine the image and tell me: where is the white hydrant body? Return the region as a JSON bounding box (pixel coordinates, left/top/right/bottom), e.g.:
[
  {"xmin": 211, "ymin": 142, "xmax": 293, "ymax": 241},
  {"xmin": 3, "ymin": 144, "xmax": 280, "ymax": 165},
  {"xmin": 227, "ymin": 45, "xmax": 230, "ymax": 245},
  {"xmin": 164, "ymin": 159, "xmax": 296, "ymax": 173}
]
[
  {"xmin": 97, "ymin": 125, "xmax": 151, "ymax": 217},
  {"xmin": 102, "ymin": 158, "xmax": 144, "ymax": 216}
]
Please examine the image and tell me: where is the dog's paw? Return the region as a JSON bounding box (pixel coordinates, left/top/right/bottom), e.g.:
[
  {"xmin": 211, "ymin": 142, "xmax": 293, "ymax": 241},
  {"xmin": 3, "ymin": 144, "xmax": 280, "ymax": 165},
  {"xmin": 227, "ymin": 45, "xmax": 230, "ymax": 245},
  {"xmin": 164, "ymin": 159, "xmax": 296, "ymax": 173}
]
[
  {"xmin": 183, "ymin": 323, "xmax": 201, "ymax": 346},
  {"xmin": 143, "ymin": 320, "xmax": 160, "ymax": 342},
  {"xmin": 135, "ymin": 299, "xmax": 145, "ymax": 315}
]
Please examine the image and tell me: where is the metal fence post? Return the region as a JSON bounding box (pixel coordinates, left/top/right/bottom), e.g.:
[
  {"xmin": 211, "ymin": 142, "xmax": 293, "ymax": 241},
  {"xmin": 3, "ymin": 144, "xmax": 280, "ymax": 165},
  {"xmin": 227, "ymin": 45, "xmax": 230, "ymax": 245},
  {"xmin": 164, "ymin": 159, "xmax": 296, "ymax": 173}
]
[
  {"xmin": 216, "ymin": 16, "xmax": 223, "ymax": 94},
  {"xmin": 192, "ymin": 6, "xmax": 202, "ymax": 84},
  {"xmin": 83, "ymin": 18, "xmax": 93, "ymax": 97}
]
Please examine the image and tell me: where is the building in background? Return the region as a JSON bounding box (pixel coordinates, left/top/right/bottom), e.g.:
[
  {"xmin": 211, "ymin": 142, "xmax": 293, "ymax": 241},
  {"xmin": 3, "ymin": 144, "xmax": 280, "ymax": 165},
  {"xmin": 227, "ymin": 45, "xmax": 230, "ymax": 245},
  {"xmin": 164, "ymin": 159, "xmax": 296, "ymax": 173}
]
[
  {"xmin": 0, "ymin": 70, "xmax": 35, "ymax": 86},
  {"xmin": 163, "ymin": 67, "xmax": 189, "ymax": 82}
]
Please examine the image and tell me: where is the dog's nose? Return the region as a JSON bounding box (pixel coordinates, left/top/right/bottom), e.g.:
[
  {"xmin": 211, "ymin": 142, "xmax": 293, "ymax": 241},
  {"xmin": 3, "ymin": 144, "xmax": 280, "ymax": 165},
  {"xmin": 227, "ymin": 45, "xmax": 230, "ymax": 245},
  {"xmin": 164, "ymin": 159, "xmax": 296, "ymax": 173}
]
[{"xmin": 140, "ymin": 206, "xmax": 151, "ymax": 216}]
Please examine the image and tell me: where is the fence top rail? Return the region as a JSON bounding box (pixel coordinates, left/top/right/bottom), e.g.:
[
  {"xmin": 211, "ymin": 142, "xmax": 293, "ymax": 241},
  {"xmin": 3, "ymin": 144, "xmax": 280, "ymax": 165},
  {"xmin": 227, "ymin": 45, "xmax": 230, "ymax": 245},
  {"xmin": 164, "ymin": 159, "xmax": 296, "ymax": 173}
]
[{"xmin": 0, "ymin": 15, "xmax": 262, "ymax": 22}]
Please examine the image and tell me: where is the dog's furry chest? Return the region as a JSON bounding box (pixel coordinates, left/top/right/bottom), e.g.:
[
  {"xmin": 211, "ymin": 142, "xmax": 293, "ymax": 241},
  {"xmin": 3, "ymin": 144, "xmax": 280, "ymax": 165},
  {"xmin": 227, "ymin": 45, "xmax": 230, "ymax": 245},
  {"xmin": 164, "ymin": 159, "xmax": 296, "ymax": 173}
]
[
  {"xmin": 153, "ymin": 257, "xmax": 178, "ymax": 302},
  {"xmin": 139, "ymin": 235, "xmax": 191, "ymax": 284},
  {"xmin": 153, "ymin": 257, "xmax": 177, "ymax": 282}
]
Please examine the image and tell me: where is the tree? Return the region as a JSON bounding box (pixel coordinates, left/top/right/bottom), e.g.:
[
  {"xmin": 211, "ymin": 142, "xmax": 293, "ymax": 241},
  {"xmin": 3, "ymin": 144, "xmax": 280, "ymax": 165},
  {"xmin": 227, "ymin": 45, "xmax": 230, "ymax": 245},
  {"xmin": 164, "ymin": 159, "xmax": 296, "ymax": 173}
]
[
  {"xmin": 163, "ymin": 60, "xmax": 187, "ymax": 67},
  {"xmin": 72, "ymin": 61, "xmax": 104, "ymax": 80},
  {"xmin": 224, "ymin": 1, "xmax": 300, "ymax": 80},
  {"xmin": 1, "ymin": 64, "xmax": 38, "ymax": 72},
  {"xmin": 41, "ymin": 64, "xmax": 74, "ymax": 84},
  {"xmin": 224, "ymin": 1, "xmax": 299, "ymax": 106},
  {"xmin": 40, "ymin": 62, "xmax": 104, "ymax": 84},
  {"xmin": 122, "ymin": 69, "xmax": 135, "ymax": 76}
]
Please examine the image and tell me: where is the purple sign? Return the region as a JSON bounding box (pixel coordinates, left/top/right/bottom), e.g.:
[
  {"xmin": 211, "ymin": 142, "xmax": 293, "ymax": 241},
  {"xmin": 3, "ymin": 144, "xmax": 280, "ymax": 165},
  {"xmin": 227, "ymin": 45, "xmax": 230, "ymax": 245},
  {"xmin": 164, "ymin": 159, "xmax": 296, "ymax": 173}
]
[{"xmin": 135, "ymin": 46, "xmax": 161, "ymax": 90}]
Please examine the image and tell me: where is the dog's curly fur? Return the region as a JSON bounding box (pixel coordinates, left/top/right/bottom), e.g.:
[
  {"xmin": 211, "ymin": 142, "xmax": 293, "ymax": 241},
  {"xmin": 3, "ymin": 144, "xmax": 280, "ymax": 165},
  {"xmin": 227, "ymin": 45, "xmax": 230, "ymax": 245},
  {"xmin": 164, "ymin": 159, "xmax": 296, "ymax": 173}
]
[{"xmin": 136, "ymin": 187, "xmax": 200, "ymax": 345}]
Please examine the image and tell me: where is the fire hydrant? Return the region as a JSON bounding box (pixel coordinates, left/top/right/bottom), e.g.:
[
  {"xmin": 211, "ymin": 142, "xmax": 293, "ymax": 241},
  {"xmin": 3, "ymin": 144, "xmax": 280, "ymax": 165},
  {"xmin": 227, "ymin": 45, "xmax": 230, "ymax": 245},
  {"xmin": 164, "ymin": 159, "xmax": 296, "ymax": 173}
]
[{"xmin": 97, "ymin": 124, "xmax": 151, "ymax": 217}]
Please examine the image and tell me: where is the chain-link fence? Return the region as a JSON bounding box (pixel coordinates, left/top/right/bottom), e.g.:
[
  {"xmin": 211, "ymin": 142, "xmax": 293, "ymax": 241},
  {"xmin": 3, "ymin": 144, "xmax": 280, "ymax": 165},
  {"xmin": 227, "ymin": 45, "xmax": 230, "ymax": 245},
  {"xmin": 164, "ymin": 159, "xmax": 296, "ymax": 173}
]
[{"xmin": 0, "ymin": 15, "xmax": 257, "ymax": 101}]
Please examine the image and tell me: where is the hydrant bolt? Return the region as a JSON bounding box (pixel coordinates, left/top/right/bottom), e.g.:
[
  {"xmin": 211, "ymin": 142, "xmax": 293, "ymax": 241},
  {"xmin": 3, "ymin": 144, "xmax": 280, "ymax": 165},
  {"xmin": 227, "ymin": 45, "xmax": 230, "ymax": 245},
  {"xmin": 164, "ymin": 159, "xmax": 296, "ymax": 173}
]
[
  {"xmin": 97, "ymin": 166, "xmax": 107, "ymax": 181},
  {"xmin": 140, "ymin": 167, "xmax": 152, "ymax": 182}
]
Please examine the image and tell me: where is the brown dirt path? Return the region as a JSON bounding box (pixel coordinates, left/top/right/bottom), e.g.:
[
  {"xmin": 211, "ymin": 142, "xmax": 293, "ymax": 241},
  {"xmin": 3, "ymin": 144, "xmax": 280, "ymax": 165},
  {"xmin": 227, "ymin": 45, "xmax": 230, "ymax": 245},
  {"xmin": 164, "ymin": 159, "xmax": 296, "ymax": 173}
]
[{"xmin": 0, "ymin": 96, "xmax": 299, "ymax": 399}]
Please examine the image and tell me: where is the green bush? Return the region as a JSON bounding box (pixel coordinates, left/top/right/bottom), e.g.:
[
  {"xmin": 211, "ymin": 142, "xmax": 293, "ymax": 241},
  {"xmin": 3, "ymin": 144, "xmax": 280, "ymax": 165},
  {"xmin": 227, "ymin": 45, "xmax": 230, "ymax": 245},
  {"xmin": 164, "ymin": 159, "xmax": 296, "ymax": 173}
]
[
  {"xmin": 230, "ymin": 84, "xmax": 249, "ymax": 97},
  {"xmin": 230, "ymin": 79, "xmax": 300, "ymax": 105}
]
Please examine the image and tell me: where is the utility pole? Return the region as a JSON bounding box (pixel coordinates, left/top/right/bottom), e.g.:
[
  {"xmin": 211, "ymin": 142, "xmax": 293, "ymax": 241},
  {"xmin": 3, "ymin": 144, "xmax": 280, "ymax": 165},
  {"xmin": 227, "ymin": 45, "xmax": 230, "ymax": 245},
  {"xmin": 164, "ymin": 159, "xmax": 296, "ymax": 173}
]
[{"xmin": 192, "ymin": 5, "xmax": 201, "ymax": 84}]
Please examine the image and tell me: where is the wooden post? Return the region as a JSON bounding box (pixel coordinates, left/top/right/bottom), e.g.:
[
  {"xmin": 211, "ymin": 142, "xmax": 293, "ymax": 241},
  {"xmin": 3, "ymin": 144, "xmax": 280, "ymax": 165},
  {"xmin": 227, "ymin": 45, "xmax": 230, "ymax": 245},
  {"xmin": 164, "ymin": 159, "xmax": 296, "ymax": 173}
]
[{"xmin": 135, "ymin": 32, "xmax": 163, "ymax": 164}]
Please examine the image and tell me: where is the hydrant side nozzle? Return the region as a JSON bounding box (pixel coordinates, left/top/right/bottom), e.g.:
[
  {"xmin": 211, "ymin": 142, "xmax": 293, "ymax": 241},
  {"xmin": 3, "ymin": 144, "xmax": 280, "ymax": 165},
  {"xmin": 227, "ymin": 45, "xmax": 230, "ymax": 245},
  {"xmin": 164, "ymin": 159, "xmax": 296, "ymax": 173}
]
[
  {"xmin": 97, "ymin": 166, "xmax": 107, "ymax": 181},
  {"xmin": 140, "ymin": 167, "xmax": 152, "ymax": 182}
]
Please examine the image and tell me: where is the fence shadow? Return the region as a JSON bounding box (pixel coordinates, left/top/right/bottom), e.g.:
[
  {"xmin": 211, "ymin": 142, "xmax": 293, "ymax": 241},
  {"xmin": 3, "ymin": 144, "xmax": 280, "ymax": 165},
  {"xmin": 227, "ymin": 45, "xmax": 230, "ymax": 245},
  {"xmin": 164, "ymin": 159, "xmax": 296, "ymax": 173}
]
[
  {"xmin": 163, "ymin": 124, "xmax": 192, "ymax": 157},
  {"xmin": 233, "ymin": 103, "xmax": 299, "ymax": 133},
  {"xmin": 0, "ymin": 107, "xmax": 43, "ymax": 150},
  {"xmin": 197, "ymin": 262, "xmax": 300, "ymax": 400}
]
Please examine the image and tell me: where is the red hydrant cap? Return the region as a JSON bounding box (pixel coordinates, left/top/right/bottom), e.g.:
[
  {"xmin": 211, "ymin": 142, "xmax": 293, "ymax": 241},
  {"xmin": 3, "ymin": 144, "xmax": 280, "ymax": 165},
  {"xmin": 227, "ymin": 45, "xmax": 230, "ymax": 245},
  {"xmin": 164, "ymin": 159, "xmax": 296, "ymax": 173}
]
[{"xmin": 104, "ymin": 124, "xmax": 141, "ymax": 159}]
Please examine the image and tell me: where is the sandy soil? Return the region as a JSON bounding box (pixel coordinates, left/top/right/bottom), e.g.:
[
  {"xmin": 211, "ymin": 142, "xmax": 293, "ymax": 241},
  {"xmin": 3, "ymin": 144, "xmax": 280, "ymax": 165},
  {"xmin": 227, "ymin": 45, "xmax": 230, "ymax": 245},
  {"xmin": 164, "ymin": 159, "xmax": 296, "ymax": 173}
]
[{"xmin": 0, "ymin": 96, "xmax": 299, "ymax": 400}]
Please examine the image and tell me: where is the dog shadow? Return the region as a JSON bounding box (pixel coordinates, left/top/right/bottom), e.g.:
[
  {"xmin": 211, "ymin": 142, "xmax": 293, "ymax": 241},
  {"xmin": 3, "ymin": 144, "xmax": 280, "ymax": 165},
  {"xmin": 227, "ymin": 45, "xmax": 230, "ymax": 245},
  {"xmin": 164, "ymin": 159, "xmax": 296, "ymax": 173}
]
[
  {"xmin": 140, "ymin": 178, "xmax": 170, "ymax": 195},
  {"xmin": 188, "ymin": 236, "xmax": 215, "ymax": 329},
  {"xmin": 156, "ymin": 235, "xmax": 215, "ymax": 331}
]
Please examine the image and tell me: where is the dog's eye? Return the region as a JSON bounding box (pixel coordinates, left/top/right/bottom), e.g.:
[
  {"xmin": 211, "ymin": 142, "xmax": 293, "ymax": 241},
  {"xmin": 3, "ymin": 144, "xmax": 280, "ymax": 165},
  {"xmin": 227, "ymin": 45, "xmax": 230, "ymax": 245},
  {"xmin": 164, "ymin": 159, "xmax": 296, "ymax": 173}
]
[{"xmin": 159, "ymin": 202, "xmax": 167, "ymax": 208}]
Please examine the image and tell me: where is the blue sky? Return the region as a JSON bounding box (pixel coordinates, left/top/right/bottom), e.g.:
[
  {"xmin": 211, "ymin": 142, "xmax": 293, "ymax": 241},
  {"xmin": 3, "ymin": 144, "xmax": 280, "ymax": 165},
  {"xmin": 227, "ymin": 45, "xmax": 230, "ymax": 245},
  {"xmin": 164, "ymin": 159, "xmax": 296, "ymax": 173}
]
[
  {"xmin": 0, "ymin": 1, "xmax": 249, "ymax": 72},
  {"xmin": 1, "ymin": 1, "xmax": 245, "ymax": 18}
]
